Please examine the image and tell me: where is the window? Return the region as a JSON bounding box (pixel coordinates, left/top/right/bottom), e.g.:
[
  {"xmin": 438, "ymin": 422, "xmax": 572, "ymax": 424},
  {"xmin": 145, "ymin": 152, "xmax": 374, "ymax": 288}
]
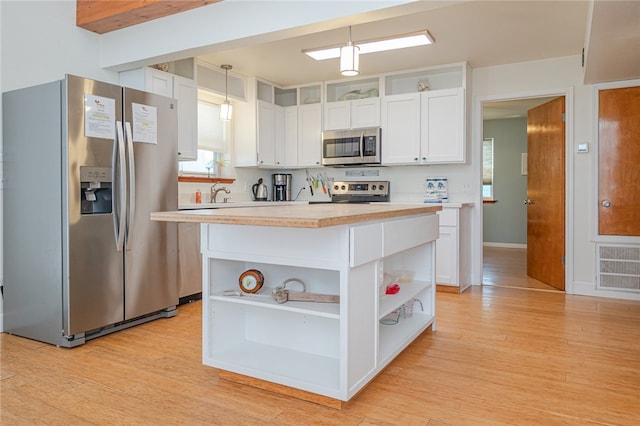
[
  {"xmin": 483, "ymin": 138, "xmax": 494, "ymax": 199},
  {"xmin": 179, "ymin": 98, "xmax": 230, "ymax": 176}
]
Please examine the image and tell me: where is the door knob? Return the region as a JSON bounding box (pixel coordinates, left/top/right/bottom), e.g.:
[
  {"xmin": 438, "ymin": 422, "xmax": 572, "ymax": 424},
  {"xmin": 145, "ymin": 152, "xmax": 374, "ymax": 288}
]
[
  {"xmin": 602, "ymin": 200, "xmax": 612, "ymax": 208},
  {"xmin": 523, "ymin": 199, "xmax": 534, "ymax": 205}
]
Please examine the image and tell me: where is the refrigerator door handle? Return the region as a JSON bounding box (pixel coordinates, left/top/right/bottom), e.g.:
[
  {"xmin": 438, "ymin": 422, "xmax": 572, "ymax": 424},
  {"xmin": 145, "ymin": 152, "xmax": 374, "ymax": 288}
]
[
  {"xmin": 125, "ymin": 121, "xmax": 136, "ymax": 251},
  {"xmin": 114, "ymin": 121, "xmax": 127, "ymax": 251}
]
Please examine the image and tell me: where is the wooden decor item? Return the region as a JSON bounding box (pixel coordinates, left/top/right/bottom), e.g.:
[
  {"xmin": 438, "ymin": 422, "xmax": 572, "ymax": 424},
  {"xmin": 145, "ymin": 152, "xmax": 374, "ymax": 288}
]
[{"xmin": 76, "ymin": 0, "xmax": 221, "ymax": 34}]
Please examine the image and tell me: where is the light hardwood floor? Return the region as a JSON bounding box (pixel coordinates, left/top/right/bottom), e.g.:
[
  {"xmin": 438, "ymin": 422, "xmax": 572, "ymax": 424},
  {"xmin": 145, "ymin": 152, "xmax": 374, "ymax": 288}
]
[
  {"xmin": 483, "ymin": 246, "xmax": 560, "ymax": 291},
  {"xmin": 2, "ymin": 288, "xmax": 640, "ymax": 425}
]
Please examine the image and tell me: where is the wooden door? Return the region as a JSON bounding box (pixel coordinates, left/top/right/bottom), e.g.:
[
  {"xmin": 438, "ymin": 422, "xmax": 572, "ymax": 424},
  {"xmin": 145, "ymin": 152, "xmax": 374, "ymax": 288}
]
[
  {"xmin": 598, "ymin": 86, "xmax": 640, "ymax": 236},
  {"xmin": 526, "ymin": 97, "xmax": 565, "ymax": 290}
]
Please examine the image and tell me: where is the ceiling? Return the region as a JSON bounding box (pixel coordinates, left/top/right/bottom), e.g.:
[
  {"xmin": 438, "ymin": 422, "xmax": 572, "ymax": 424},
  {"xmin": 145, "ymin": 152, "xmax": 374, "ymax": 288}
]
[{"xmin": 195, "ymin": 1, "xmax": 638, "ymax": 119}]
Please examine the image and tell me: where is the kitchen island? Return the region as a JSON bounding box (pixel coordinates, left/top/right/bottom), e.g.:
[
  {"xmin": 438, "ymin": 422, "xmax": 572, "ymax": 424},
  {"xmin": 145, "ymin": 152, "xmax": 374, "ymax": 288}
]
[{"xmin": 152, "ymin": 204, "xmax": 441, "ymax": 407}]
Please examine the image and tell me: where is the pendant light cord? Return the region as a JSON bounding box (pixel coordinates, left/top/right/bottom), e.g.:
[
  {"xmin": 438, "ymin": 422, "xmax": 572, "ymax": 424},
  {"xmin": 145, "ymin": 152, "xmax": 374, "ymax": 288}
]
[{"xmin": 221, "ymin": 64, "xmax": 232, "ymax": 102}]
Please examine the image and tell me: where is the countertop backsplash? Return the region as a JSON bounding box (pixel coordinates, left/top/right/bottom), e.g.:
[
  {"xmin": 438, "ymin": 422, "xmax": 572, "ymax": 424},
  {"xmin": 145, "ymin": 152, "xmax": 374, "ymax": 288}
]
[{"xmin": 178, "ymin": 165, "xmax": 476, "ymax": 208}]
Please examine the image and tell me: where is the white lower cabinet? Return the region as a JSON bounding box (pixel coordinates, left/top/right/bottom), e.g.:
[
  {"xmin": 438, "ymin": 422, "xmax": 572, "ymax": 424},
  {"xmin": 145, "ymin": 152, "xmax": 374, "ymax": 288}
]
[
  {"xmin": 435, "ymin": 205, "xmax": 472, "ymax": 292},
  {"xmin": 201, "ymin": 214, "xmax": 438, "ymax": 401}
]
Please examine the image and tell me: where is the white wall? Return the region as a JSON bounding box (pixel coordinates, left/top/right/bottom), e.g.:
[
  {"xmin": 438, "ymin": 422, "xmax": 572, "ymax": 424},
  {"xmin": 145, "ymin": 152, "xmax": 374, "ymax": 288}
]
[
  {"xmin": 473, "ymin": 56, "xmax": 639, "ymax": 300},
  {"xmin": 1, "ymin": 1, "xmax": 118, "ymax": 91}
]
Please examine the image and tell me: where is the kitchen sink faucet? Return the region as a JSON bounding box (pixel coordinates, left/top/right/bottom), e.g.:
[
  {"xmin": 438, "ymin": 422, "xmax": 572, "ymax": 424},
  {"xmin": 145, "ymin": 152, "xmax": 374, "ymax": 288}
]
[{"xmin": 210, "ymin": 183, "xmax": 231, "ymax": 203}]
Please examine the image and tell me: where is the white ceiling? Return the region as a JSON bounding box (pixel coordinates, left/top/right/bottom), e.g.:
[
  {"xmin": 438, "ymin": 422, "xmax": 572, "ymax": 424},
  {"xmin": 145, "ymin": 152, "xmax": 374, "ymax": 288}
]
[{"xmin": 196, "ymin": 0, "xmax": 639, "ymax": 118}]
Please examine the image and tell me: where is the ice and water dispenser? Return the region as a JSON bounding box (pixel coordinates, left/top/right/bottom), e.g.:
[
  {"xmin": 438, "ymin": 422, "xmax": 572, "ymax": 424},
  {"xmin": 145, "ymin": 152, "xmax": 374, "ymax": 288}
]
[{"xmin": 80, "ymin": 166, "xmax": 112, "ymax": 214}]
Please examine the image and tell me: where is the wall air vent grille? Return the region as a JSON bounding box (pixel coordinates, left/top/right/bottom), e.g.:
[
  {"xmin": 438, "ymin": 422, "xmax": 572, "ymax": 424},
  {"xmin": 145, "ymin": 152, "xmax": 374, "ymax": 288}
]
[{"xmin": 597, "ymin": 244, "xmax": 640, "ymax": 292}]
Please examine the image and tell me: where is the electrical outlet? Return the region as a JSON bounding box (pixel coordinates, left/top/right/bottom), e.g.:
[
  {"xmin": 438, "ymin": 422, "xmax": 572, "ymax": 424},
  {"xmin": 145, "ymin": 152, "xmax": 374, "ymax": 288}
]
[{"xmin": 462, "ymin": 183, "xmax": 472, "ymax": 191}]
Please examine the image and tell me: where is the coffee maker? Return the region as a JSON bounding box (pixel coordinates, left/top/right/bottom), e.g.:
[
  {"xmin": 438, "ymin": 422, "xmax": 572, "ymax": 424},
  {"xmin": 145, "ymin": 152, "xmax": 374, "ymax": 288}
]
[{"xmin": 272, "ymin": 173, "xmax": 292, "ymax": 201}]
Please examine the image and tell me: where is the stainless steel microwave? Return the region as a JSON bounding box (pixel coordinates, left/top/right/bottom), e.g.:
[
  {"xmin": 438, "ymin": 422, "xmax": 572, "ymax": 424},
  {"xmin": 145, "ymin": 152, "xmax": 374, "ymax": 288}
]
[{"xmin": 322, "ymin": 128, "xmax": 381, "ymax": 166}]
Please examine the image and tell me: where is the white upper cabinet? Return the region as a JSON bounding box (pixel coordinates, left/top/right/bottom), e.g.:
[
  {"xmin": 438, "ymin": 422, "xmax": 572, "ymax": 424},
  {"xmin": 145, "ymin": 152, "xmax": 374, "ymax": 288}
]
[
  {"xmin": 276, "ymin": 105, "xmax": 299, "ymax": 167},
  {"xmin": 120, "ymin": 67, "xmax": 198, "ymax": 160},
  {"xmin": 381, "ymin": 93, "xmax": 421, "ymax": 164},
  {"xmin": 144, "ymin": 68, "xmax": 173, "ymax": 97},
  {"xmin": 236, "ymin": 78, "xmax": 322, "ymax": 168},
  {"xmin": 381, "ymin": 63, "xmax": 468, "ymax": 165},
  {"xmin": 420, "ymin": 87, "xmax": 465, "ymax": 164},
  {"xmin": 233, "ymin": 78, "xmax": 276, "ymax": 167},
  {"xmin": 256, "ymin": 100, "xmax": 277, "ymax": 167},
  {"xmin": 297, "ymin": 103, "xmax": 322, "ymax": 167},
  {"xmin": 324, "ymin": 77, "xmax": 380, "ymax": 130},
  {"xmin": 172, "ymin": 75, "xmax": 198, "ymax": 161}
]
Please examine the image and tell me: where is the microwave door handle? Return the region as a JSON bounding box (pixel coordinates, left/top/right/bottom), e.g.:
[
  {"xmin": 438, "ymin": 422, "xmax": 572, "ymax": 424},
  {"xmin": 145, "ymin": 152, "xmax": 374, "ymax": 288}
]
[
  {"xmin": 114, "ymin": 121, "xmax": 126, "ymax": 251},
  {"xmin": 360, "ymin": 131, "xmax": 365, "ymax": 160}
]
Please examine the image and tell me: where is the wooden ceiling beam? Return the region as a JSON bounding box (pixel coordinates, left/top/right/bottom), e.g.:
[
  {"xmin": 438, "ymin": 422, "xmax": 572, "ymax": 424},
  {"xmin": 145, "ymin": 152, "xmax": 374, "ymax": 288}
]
[{"xmin": 77, "ymin": 0, "xmax": 220, "ymax": 34}]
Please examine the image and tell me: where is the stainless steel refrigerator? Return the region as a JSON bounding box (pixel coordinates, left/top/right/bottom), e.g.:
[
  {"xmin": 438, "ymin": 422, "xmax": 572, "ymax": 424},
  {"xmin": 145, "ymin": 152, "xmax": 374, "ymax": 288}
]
[{"xmin": 3, "ymin": 74, "xmax": 179, "ymax": 347}]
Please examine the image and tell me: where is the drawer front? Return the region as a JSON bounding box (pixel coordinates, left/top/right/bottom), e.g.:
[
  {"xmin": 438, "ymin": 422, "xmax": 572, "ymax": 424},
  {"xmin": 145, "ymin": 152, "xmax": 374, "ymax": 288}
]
[
  {"xmin": 350, "ymin": 222, "xmax": 383, "ymax": 267},
  {"xmin": 383, "ymin": 214, "xmax": 439, "ymax": 257},
  {"xmin": 438, "ymin": 208, "xmax": 458, "ymax": 227}
]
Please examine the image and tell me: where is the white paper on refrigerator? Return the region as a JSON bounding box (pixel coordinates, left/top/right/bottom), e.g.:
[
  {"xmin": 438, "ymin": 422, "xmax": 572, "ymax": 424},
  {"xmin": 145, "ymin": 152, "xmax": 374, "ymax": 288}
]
[
  {"xmin": 84, "ymin": 94, "xmax": 116, "ymax": 139},
  {"xmin": 131, "ymin": 103, "xmax": 158, "ymax": 144}
]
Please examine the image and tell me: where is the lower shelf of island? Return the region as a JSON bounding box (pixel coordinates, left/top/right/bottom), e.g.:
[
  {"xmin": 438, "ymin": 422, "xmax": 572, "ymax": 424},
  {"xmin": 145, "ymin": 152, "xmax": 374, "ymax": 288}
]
[
  {"xmin": 205, "ymin": 341, "xmax": 342, "ymax": 398},
  {"xmin": 378, "ymin": 279, "xmax": 435, "ymax": 365},
  {"xmin": 204, "ymin": 299, "xmax": 342, "ymax": 398}
]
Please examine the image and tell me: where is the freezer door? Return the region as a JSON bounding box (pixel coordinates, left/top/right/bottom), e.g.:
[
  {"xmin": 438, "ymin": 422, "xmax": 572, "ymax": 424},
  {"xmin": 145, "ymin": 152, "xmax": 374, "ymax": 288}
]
[
  {"xmin": 122, "ymin": 88, "xmax": 179, "ymax": 320},
  {"xmin": 65, "ymin": 75, "xmax": 125, "ymax": 336}
]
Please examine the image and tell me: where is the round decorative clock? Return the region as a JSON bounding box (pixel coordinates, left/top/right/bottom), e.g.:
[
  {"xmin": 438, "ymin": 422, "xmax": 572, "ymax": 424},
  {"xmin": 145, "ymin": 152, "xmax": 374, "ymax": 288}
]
[{"xmin": 238, "ymin": 269, "xmax": 264, "ymax": 293}]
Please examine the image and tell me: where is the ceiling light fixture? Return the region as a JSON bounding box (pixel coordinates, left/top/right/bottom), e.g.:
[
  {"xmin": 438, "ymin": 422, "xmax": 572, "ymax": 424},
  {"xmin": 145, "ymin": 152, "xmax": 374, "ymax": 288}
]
[
  {"xmin": 340, "ymin": 26, "xmax": 359, "ymax": 77},
  {"xmin": 219, "ymin": 64, "xmax": 232, "ymax": 121},
  {"xmin": 304, "ymin": 30, "xmax": 435, "ymax": 62}
]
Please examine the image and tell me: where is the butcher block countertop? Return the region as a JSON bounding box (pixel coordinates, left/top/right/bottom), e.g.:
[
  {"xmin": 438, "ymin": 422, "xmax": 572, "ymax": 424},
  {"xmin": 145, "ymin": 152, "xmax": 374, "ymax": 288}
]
[{"xmin": 151, "ymin": 203, "xmax": 442, "ymax": 229}]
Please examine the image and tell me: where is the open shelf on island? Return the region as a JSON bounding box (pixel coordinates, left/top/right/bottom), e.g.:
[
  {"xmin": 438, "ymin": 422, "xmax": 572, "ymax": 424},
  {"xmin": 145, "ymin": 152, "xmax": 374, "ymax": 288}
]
[
  {"xmin": 379, "ymin": 280, "xmax": 432, "ymax": 320},
  {"xmin": 378, "ymin": 311, "xmax": 434, "ymax": 366},
  {"xmin": 211, "ymin": 291, "xmax": 340, "ymax": 319}
]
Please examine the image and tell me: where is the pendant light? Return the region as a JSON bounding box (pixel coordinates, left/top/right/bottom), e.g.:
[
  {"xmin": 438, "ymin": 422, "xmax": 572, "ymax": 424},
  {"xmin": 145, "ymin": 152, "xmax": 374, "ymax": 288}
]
[
  {"xmin": 340, "ymin": 26, "xmax": 359, "ymax": 77},
  {"xmin": 219, "ymin": 64, "xmax": 232, "ymax": 121}
]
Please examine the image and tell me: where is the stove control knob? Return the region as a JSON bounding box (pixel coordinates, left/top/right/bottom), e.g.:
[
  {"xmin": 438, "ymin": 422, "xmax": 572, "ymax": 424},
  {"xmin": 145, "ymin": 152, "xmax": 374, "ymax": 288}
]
[
  {"xmin": 379, "ymin": 185, "xmax": 385, "ymax": 191},
  {"xmin": 341, "ymin": 185, "xmax": 346, "ymax": 190},
  {"xmin": 372, "ymin": 185, "xmax": 377, "ymax": 190},
  {"xmin": 333, "ymin": 185, "xmax": 339, "ymax": 191}
]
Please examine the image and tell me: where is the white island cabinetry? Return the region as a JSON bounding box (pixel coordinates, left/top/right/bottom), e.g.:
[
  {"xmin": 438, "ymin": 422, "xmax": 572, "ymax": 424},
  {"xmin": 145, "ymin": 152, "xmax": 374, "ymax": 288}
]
[{"xmin": 152, "ymin": 204, "xmax": 440, "ymax": 405}]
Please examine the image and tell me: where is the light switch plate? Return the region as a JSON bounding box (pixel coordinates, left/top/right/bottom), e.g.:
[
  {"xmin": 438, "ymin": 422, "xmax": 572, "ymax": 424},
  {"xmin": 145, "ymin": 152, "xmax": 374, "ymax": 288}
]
[{"xmin": 577, "ymin": 143, "xmax": 589, "ymax": 153}]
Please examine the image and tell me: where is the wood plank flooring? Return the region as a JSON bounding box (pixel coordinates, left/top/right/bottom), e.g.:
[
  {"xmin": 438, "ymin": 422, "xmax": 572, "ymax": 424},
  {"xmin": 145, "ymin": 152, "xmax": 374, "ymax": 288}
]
[
  {"xmin": 2, "ymin": 288, "xmax": 640, "ymax": 425},
  {"xmin": 483, "ymin": 246, "xmax": 560, "ymax": 291}
]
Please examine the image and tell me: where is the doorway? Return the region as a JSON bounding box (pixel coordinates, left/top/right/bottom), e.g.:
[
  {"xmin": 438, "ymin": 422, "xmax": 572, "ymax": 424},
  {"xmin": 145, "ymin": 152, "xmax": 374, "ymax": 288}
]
[{"xmin": 481, "ymin": 96, "xmax": 566, "ymax": 291}]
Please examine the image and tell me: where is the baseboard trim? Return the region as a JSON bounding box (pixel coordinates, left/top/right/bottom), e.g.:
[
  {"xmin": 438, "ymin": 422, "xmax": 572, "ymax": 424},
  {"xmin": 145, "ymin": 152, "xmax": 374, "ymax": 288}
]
[
  {"xmin": 436, "ymin": 284, "xmax": 462, "ymax": 293},
  {"xmin": 572, "ymin": 281, "xmax": 640, "ymax": 301},
  {"xmin": 218, "ymin": 370, "xmax": 345, "ymax": 409},
  {"xmin": 483, "ymin": 242, "xmax": 527, "ymax": 249}
]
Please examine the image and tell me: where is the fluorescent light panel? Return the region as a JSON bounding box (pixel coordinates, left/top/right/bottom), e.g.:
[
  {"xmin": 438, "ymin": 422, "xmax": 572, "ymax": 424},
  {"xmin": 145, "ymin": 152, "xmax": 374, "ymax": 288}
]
[{"xmin": 304, "ymin": 31, "xmax": 434, "ymax": 61}]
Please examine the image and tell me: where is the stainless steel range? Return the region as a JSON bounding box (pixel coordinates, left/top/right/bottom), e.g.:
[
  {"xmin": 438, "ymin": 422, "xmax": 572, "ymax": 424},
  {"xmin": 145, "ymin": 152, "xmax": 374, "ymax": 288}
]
[{"xmin": 330, "ymin": 180, "xmax": 390, "ymax": 203}]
